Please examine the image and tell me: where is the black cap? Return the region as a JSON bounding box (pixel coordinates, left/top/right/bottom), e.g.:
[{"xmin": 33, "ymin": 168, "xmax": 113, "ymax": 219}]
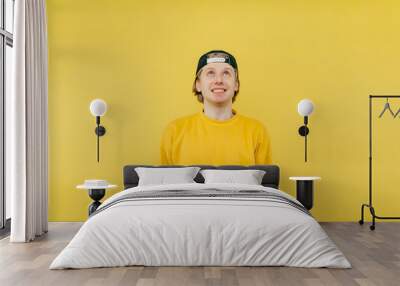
[{"xmin": 195, "ymin": 50, "xmax": 238, "ymax": 75}]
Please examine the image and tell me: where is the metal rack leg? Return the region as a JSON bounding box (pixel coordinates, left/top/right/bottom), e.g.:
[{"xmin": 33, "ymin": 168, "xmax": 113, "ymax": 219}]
[
  {"xmin": 360, "ymin": 202, "xmax": 400, "ymax": 231},
  {"xmin": 359, "ymin": 203, "xmax": 376, "ymax": 230},
  {"xmin": 359, "ymin": 204, "xmax": 367, "ymax": 225},
  {"xmin": 370, "ymin": 206, "xmax": 376, "ymax": 231}
]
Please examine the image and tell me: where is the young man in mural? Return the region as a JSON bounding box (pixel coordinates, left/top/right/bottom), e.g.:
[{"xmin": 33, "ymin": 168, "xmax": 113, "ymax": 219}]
[{"xmin": 160, "ymin": 50, "xmax": 272, "ymax": 165}]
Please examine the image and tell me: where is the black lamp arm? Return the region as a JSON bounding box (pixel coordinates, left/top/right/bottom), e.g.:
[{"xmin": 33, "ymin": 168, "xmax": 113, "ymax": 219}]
[
  {"xmin": 298, "ymin": 116, "xmax": 310, "ymax": 162},
  {"xmin": 94, "ymin": 116, "xmax": 106, "ymax": 162}
]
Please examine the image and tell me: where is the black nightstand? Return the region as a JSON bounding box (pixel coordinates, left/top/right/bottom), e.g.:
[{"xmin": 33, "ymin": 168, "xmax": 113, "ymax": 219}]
[
  {"xmin": 77, "ymin": 182, "xmax": 117, "ymax": 216},
  {"xmin": 289, "ymin": 176, "xmax": 321, "ymax": 210},
  {"xmin": 87, "ymin": 189, "xmax": 106, "ymax": 215}
]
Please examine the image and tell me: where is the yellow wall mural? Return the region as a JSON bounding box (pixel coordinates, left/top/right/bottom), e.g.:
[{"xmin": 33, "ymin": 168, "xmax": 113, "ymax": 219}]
[{"xmin": 47, "ymin": 0, "xmax": 400, "ymax": 221}]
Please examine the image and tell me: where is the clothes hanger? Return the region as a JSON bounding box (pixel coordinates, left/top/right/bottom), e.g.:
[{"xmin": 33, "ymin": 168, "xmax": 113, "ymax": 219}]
[
  {"xmin": 378, "ymin": 98, "xmax": 395, "ymax": 118},
  {"xmin": 393, "ymin": 107, "xmax": 400, "ymax": 118}
]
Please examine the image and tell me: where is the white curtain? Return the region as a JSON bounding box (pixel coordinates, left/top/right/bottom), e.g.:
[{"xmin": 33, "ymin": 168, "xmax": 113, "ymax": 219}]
[{"xmin": 9, "ymin": 0, "xmax": 48, "ymax": 242}]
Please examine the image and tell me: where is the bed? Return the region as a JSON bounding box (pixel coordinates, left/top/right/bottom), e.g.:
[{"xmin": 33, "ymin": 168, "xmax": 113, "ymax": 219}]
[{"xmin": 50, "ymin": 165, "xmax": 351, "ymax": 269}]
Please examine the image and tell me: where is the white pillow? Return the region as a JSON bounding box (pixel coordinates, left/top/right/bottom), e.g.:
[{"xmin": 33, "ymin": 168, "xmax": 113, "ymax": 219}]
[
  {"xmin": 200, "ymin": 169, "xmax": 266, "ymax": 185},
  {"xmin": 135, "ymin": 167, "xmax": 201, "ymax": 186}
]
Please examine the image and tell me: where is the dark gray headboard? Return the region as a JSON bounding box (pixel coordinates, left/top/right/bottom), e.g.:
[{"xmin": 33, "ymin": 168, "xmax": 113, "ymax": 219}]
[{"xmin": 123, "ymin": 165, "xmax": 280, "ymax": 189}]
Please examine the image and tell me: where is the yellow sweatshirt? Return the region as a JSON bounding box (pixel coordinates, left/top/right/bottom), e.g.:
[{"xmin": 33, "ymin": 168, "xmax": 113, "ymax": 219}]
[{"xmin": 160, "ymin": 111, "xmax": 272, "ymax": 165}]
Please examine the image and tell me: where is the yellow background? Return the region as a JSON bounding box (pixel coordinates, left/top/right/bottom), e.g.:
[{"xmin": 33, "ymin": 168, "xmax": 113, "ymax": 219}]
[{"xmin": 47, "ymin": 0, "xmax": 400, "ymax": 221}]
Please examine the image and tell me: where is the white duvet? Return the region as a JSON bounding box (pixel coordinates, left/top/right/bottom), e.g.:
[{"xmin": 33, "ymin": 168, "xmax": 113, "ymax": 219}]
[{"xmin": 50, "ymin": 183, "xmax": 351, "ymax": 269}]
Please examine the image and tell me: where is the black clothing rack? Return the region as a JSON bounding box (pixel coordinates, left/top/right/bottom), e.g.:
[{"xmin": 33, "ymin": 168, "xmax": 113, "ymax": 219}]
[{"xmin": 359, "ymin": 95, "xmax": 400, "ymax": 230}]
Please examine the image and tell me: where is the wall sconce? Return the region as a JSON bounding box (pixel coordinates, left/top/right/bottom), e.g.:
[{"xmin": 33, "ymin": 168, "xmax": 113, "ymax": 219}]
[
  {"xmin": 297, "ymin": 99, "xmax": 314, "ymax": 162},
  {"xmin": 89, "ymin": 99, "xmax": 107, "ymax": 162}
]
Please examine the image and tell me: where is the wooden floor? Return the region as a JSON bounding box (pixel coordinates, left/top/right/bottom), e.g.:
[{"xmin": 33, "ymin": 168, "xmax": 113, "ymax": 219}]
[{"xmin": 0, "ymin": 222, "xmax": 399, "ymax": 286}]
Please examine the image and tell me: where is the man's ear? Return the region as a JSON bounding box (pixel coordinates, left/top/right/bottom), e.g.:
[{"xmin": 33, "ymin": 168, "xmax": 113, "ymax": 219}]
[
  {"xmin": 195, "ymin": 79, "xmax": 201, "ymax": 93},
  {"xmin": 234, "ymin": 80, "xmax": 239, "ymax": 91}
]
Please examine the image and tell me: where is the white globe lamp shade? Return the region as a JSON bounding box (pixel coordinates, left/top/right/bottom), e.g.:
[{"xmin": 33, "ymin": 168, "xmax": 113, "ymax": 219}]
[
  {"xmin": 90, "ymin": 99, "xmax": 107, "ymax": 117},
  {"xmin": 297, "ymin": 99, "xmax": 314, "ymax": 116}
]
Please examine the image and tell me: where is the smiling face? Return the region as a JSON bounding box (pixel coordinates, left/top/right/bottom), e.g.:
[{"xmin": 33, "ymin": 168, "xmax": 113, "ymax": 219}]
[{"xmin": 195, "ymin": 62, "xmax": 239, "ymax": 105}]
